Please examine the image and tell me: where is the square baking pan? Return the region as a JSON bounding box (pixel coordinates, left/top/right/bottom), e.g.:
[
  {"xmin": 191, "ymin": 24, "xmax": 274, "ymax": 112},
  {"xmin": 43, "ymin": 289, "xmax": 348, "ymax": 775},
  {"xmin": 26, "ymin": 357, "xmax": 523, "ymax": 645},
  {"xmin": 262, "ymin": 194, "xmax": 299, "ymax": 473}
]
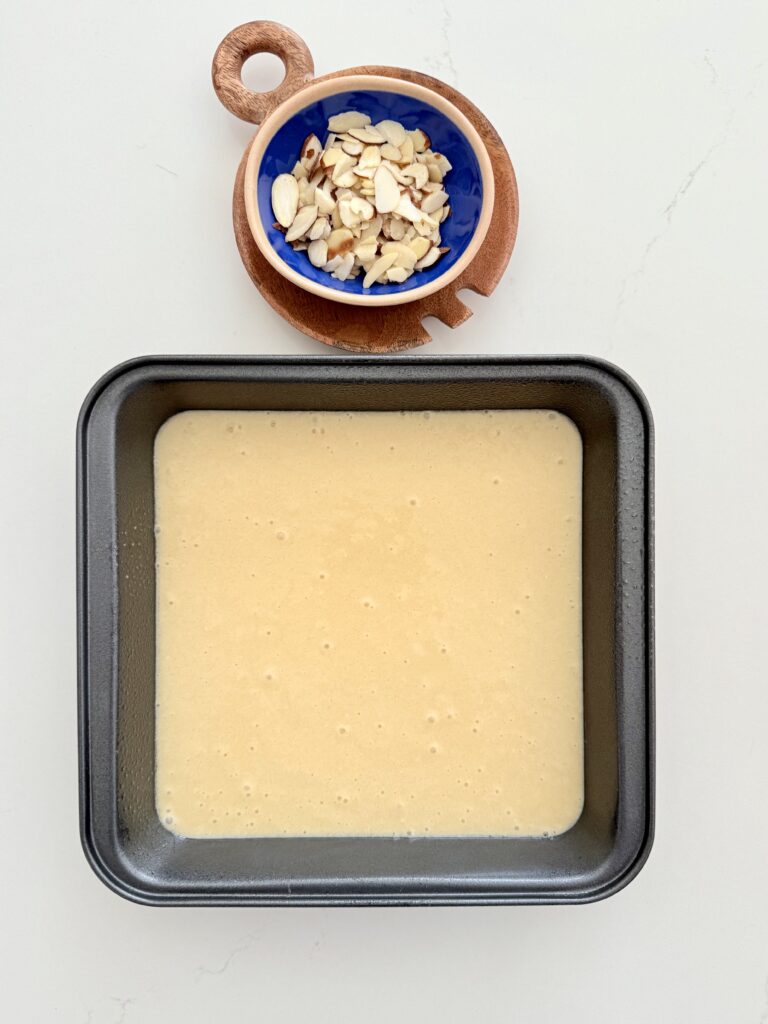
[{"xmin": 77, "ymin": 356, "xmax": 654, "ymax": 905}]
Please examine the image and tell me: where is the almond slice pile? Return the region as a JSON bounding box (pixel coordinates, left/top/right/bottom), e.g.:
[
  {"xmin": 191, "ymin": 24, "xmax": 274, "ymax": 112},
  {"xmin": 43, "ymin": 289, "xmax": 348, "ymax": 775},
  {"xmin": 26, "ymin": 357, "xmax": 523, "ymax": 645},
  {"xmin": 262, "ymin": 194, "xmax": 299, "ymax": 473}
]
[{"xmin": 270, "ymin": 112, "xmax": 452, "ymax": 287}]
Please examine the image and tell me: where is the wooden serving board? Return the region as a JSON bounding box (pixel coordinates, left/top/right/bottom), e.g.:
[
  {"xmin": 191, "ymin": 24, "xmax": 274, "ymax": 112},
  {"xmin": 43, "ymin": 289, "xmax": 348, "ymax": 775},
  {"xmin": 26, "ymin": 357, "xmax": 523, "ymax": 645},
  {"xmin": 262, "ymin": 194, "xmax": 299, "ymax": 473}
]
[{"xmin": 216, "ymin": 24, "xmax": 519, "ymax": 353}]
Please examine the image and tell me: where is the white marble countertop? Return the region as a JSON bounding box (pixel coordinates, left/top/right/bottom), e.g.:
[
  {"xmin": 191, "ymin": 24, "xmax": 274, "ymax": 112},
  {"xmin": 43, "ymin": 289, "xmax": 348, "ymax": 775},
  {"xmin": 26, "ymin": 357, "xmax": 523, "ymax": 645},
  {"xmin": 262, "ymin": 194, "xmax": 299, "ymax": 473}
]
[{"xmin": 2, "ymin": 0, "xmax": 767, "ymax": 1019}]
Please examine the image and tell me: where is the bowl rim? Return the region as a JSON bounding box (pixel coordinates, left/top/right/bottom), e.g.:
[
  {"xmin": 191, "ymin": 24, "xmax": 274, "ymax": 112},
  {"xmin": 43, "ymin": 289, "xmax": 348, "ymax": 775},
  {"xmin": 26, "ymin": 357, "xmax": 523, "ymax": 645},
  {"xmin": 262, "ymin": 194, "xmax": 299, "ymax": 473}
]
[{"xmin": 243, "ymin": 74, "xmax": 496, "ymax": 307}]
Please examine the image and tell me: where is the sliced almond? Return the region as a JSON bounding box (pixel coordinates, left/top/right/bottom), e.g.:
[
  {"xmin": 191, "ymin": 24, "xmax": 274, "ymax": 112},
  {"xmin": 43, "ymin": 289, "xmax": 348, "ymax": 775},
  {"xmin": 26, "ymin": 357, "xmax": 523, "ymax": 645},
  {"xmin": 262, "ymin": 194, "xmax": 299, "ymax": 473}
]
[
  {"xmin": 327, "ymin": 227, "xmax": 355, "ymax": 258},
  {"xmin": 381, "ymin": 241, "xmax": 418, "ymax": 269},
  {"xmin": 395, "ymin": 193, "xmax": 437, "ymax": 226},
  {"xmin": 323, "ymin": 254, "xmax": 344, "ymax": 272},
  {"xmin": 361, "ymin": 215, "xmax": 383, "ymax": 240},
  {"xmin": 439, "ymin": 204, "xmax": 451, "ymax": 223},
  {"xmin": 285, "ymin": 204, "xmax": 318, "ymax": 242},
  {"xmin": 408, "ymin": 236, "xmax": 431, "ymax": 260},
  {"xmin": 331, "ymin": 252, "xmax": 355, "ymax": 281},
  {"xmin": 381, "ymin": 159, "xmax": 410, "ymax": 185},
  {"xmin": 333, "ymin": 169, "xmax": 359, "ymax": 188},
  {"xmin": 307, "ymin": 239, "xmax": 328, "ymax": 267},
  {"xmin": 300, "ymin": 134, "xmax": 322, "ymax": 174},
  {"xmin": 352, "ymin": 165, "xmax": 375, "ymax": 180},
  {"xmin": 386, "ymin": 266, "xmax": 411, "ymax": 283},
  {"xmin": 373, "ymin": 166, "xmax": 400, "ymax": 214},
  {"xmin": 319, "ymin": 173, "xmax": 335, "ymax": 195},
  {"xmin": 401, "ymin": 163, "xmax": 429, "ymax": 189},
  {"xmin": 308, "ymin": 216, "xmax": 329, "ymax": 241},
  {"xmin": 433, "ymin": 153, "xmax": 452, "ymax": 177},
  {"xmin": 398, "ymin": 136, "xmax": 415, "ymax": 165},
  {"xmin": 420, "ymin": 189, "xmax": 448, "ymax": 214},
  {"xmin": 338, "ymin": 198, "xmax": 361, "ymax": 230},
  {"xmin": 271, "ymin": 174, "xmax": 299, "ymax": 229},
  {"xmin": 354, "ymin": 237, "xmax": 378, "ymax": 262},
  {"xmin": 348, "ymin": 125, "xmax": 386, "ymax": 144},
  {"xmin": 362, "ymin": 251, "xmax": 398, "ymax": 288},
  {"xmin": 358, "ymin": 145, "xmax": 382, "ymax": 170},
  {"xmin": 298, "ymin": 177, "xmax": 316, "ymax": 207},
  {"xmin": 386, "ymin": 217, "xmax": 406, "ymax": 240},
  {"xmin": 330, "ymin": 154, "xmax": 355, "ymax": 181},
  {"xmin": 409, "ymin": 129, "xmax": 430, "ymax": 153},
  {"xmin": 350, "ymin": 196, "xmax": 375, "ymax": 221},
  {"xmin": 315, "ymin": 186, "xmax": 336, "ymax": 216},
  {"xmin": 327, "ymin": 111, "xmax": 371, "ymax": 133},
  {"xmin": 375, "ymin": 120, "xmax": 407, "ymax": 147},
  {"xmin": 321, "ymin": 148, "xmax": 345, "ymax": 169},
  {"xmin": 415, "ymin": 246, "xmax": 441, "ymax": 270},
  {"xmin": 275, "ymin": 111, "xmax": 452, "ymax": 289},
  {"xmin": 341, "ymin": 139, "xmax": 364, "ymax": 156}
]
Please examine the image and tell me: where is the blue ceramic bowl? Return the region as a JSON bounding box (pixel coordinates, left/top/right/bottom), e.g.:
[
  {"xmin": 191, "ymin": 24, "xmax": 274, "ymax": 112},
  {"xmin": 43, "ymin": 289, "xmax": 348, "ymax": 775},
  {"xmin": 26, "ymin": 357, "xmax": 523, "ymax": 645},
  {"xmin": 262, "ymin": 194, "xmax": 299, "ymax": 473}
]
[{"xmin": 244, "ymin": 75, "xmax": 495, "ymax": 306}]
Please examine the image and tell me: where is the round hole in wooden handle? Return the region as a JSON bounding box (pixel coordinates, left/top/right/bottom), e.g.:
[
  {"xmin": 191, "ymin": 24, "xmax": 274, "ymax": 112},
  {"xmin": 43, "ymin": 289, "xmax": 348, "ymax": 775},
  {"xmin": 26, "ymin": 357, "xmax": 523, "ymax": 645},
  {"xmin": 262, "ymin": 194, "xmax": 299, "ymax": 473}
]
[{"xmin": 212, "ymin": 21, "xmax": 314, "ymax": 125}]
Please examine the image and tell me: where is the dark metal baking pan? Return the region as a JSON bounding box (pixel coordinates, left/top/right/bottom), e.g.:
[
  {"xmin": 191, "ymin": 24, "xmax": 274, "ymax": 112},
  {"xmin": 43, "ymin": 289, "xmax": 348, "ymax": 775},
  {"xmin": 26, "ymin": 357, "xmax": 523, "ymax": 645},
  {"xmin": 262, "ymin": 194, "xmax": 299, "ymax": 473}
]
[{"xmin": 77, "ymin": 356, "xmax": 654, "ymax": 905}]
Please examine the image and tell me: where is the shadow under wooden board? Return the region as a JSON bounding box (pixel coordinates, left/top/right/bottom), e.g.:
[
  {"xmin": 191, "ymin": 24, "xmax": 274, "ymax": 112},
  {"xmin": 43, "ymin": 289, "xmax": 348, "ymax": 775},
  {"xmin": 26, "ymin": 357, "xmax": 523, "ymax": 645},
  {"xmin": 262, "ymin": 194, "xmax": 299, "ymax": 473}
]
[{"xmin": 217, "ymin": 27, "xmax": 519, "ymax": 352}]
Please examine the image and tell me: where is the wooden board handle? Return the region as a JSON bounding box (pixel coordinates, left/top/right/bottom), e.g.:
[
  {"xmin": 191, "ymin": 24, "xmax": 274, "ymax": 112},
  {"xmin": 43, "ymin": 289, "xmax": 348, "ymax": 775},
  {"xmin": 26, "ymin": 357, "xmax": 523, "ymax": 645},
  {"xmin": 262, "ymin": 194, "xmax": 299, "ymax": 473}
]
[{"xmin": 212, "ymin": 21, "xmax": 314, "ymax": 125}]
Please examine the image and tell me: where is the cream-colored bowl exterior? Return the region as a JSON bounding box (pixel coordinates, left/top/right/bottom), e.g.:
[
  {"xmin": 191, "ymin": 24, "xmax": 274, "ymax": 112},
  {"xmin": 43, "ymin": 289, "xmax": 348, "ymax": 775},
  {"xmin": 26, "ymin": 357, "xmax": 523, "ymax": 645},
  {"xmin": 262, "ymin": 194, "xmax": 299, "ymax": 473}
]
[{"xmin": 244, "ymin": 75, "xmax": 495, "ymax": 307}]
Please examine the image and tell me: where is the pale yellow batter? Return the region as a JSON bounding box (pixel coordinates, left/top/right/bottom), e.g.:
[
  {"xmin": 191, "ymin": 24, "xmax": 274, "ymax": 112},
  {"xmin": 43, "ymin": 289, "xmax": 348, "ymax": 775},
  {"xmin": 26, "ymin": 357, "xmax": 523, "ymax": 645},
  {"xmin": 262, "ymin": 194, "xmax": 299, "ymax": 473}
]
[{"xmin": 154, "ymin": 410, "xmax": 583, "ymax": 838}]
